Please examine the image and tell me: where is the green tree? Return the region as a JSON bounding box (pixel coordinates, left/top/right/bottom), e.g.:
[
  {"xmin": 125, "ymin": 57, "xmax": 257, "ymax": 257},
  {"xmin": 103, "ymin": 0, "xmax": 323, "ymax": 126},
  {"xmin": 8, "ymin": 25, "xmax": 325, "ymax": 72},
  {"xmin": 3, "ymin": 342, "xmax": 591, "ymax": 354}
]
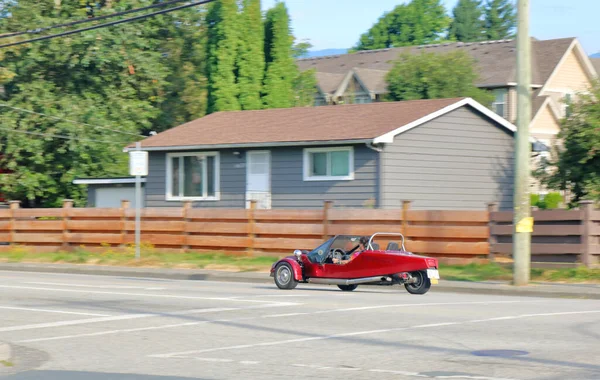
[
  {"xmin": 236, "ymin": 0, "xmax": 264, "ymax": 110},
  {"xmin": 206, "ymin": 0, "xmax": 240, "ymax": 113},
  {"xmin": 0, "ymin": 0, "xmax": 206, "ymax": 207},
  {"xmin": 353, "ymin": 0, "xmax": 450, "ymax": 51},
  {"xmin": 262, "ymin": 1, "xmax": 297, "ymax": 109},
  {"xmin": 535, "ymin": 80, "xmax": 600, "ymax": 206},
  {"xmin": 484, "ymin": 0, "xmax": 516, "ymax": 40},
  {"xmin": 448, "ymin": 0, "xmax": 485, "ymax": 42},
  {"xmin": 384, "ymin": 50, "xmax": 494, "ymax": 105}
]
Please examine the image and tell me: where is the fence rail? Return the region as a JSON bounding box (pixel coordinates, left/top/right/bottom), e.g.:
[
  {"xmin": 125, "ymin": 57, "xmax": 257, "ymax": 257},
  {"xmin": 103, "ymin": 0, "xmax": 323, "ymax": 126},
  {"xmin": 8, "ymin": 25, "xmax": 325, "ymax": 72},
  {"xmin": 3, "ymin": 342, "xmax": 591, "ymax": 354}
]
[{"xmin": 0, "ymin": 199, "xmax": 599, "ymax": 267}]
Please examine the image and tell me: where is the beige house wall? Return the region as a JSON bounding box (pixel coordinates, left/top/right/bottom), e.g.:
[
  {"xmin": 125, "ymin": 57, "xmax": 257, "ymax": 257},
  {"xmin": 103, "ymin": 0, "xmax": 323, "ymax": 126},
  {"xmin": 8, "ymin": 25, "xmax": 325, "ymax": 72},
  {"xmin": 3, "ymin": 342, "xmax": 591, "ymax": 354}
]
[
  {"xmin": 545, "ymin": 49, "xmax": 593, "ymax": 92},
  {"xmin": 530, "ymin": 105, "xmax": 561, "ymax": 140}
]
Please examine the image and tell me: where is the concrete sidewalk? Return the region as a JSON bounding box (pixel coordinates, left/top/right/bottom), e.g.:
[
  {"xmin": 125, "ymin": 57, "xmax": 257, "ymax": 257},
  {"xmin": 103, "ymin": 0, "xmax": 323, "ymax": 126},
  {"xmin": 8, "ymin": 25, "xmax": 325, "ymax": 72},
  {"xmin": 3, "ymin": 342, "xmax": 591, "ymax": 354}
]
[{"xmin": 0, "ymin": 262, "xmax": 599, "ymax": 300}]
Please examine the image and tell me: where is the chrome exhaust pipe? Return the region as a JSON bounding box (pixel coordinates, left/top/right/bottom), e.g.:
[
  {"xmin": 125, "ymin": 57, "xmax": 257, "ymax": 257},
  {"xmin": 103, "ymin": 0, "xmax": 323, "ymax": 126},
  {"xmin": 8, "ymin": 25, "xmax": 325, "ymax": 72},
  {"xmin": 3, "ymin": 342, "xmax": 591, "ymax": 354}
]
[{"xmin": 307, "ymin": 276, "xmax": 385, "ymax": 286}]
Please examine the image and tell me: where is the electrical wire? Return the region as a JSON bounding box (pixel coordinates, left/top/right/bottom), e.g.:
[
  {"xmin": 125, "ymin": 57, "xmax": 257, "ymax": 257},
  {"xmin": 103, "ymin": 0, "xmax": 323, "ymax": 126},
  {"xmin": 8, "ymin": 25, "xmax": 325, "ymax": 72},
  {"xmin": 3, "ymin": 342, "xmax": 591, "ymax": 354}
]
[
  {"xmin": 0, "ymin": 0, "xmax": 215, "ymax": 49},
  {"xmin": 0, "ymin": 125, "xmax": 124, "ymax": 144},
  {"xmin": 0, "ymin": 0, "xmax": 192, "ymax": 40},
  {"xmin": 0, "ymin": 103, "xmax": 145, "ymax": 137}
]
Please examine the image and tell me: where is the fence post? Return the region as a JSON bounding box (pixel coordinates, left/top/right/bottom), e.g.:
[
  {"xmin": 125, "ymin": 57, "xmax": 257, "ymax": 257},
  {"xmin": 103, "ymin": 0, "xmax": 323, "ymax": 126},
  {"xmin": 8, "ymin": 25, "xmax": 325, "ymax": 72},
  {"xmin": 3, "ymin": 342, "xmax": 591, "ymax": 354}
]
[
  {"xmin": 247, "ymin": 200, "xmax": 257, "ymax": 255},
  {"xmin": 323, "ymin": 201, "xmax": 333, "ymax": 240},
  {"xmin": 62, "ymin": 199, "xmax": 73, "ymax": 250},
  {"xmin": 183, "ymin": 201, "xmax": 192, "ymax": 251},
  {"xmin": 487, "ymin": 202, "xmax": 499, "ymax": 262},
  {"xmin": 120, "ymin": 200, "xmax": 130, "ymax": 248},
  {"xmin": 580, "ymin": 200, "xmax": 596, "ymax": 268},
  {"xmin": 8, "ymin": 200, "xmax": 20, "ymax": 246},
  {"xmin": 401, "ymin": 200, "xmax": 411, "ymax": 237}
]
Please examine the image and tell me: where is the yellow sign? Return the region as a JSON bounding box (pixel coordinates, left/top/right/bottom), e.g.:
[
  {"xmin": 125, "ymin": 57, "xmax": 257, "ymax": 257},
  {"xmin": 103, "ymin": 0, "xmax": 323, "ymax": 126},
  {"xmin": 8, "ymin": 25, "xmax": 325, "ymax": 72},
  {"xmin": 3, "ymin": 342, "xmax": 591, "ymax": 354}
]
[{"xmin": 516, "ymin": 217, "xmax": 534, "ymax": 233}]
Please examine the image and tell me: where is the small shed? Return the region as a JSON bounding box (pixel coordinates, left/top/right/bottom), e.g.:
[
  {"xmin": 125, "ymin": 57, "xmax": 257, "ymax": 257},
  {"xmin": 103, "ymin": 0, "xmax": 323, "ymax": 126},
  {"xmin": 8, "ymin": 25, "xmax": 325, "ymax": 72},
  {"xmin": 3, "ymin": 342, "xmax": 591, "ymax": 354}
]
[{"xmin": 73, "ymin": 177, "xmax": 146, "ymax": 208}]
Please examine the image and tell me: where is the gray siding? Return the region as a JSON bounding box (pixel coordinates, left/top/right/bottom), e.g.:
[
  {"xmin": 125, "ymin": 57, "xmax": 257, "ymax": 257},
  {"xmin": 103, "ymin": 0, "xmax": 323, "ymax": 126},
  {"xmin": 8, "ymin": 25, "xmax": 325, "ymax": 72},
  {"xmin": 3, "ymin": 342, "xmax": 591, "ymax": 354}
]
[
  {"xmin": 270, "ymin": 145, "xmax": 378, "ymax": 209},
  {"xmin": 145, "ymin": 150, "xmax": 245, "ymax": 208},
  {"xmin": 381, "ymin": 107, "xmax": 514, "ymax": 210},
  {"xmin": 144, "ymin": 145, "xmax": 378, "ymax": 209}
]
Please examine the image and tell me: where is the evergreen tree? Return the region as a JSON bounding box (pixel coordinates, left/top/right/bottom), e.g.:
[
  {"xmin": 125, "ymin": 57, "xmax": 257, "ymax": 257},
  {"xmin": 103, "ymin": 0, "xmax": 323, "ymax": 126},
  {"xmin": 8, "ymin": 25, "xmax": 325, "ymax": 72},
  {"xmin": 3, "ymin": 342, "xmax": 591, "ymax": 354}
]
[
  {"xmin": 448, "ymin": 0, "xmax": 485, "ymax": 42},
  {"xmin": 262, "ymin": 1, "xmax": 297, "ymax": 109},
  {"xmin": 353, "ymin": 0, "xmax": 450, "ymax": 51},
  {"xmin": 206, "ymin": 0, "xmax": 240, "ymax": 113},
  {"xmin": 484, "ymin": 0, "xmax": 516, "ymax": 40},
  {"xmin": 237, "ymin": 0, "xmax": 264, "ymax": 110}
]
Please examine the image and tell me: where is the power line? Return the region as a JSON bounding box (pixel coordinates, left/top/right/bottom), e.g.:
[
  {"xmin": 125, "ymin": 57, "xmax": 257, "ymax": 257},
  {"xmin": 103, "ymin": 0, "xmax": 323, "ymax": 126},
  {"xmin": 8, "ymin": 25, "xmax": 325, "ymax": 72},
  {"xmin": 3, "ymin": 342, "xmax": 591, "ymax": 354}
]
[
  {"xmin": 0, "ymin": 0, "xmax": 214, "ymax": 49},
  {"xmin": 0, "ymin": 0, "xmax": 191, "ymax": 40},
  {"xmin": 0, "ymin": 103, "xmax": 145, "ymax": 137},
  {"xmin": 0, "ymin": 125, "xmax": 123, "ymax": 144}
]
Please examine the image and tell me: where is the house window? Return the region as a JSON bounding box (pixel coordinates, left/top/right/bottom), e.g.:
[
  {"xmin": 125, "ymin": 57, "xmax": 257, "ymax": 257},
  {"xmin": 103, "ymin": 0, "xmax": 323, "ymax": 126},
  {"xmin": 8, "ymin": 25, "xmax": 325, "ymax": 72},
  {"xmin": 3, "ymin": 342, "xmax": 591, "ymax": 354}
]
[
  {"xmin": 492, "ymin": 88, "xmax": 507, "ymax": 118},
  {"xmin": 564, "ymin": 93, "xmax": 573, "ymax": 117},
  {"xmin": 166, "ymin": 152, "xmax": 219, "ymax": 200},
  {"xmin": 303, "ymin": 147, "xmax": 354, "ymax": 181}
]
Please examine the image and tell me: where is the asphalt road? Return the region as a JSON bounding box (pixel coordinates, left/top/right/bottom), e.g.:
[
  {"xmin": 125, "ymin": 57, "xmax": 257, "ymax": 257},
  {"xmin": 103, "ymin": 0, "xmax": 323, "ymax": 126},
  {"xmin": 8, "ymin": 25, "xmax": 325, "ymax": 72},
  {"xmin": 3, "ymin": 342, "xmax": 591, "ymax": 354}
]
[{"xmin": 0, "ymin": 271, "xmax": 599, "ymax": 380}]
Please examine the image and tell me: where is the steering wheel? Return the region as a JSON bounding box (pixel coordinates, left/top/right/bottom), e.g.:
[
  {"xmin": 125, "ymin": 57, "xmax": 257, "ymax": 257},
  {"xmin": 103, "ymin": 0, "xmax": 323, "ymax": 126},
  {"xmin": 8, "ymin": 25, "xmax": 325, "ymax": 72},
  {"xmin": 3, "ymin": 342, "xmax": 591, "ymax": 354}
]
[{"xmin": 331, "ymin": 248, "xmax": 346, "ymax": 262}]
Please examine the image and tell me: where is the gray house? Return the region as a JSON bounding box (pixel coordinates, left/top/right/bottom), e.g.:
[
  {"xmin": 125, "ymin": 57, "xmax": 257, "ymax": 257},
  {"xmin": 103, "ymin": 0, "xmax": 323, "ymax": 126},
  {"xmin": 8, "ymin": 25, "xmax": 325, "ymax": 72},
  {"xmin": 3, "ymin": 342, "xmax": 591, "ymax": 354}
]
[{"xmin": 124, "ymin": 97, "xmax": 533, "ymax": 211}]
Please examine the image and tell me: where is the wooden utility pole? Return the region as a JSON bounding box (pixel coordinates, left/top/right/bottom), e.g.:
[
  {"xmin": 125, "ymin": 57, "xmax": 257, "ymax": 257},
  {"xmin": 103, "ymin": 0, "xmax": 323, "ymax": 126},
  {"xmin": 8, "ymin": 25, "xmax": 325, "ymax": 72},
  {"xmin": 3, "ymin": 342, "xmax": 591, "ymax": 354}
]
[{"xmin": 513, "ymin": 0, "xmax": 532, "ymax": 286}]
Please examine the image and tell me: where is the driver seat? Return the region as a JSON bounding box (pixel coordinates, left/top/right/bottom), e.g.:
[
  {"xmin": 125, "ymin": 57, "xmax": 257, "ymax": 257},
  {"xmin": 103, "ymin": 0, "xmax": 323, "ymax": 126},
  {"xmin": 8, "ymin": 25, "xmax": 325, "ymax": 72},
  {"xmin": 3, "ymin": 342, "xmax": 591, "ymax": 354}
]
[{"xmin": 386, "ymin": 242, "xmax": 399, "ymax": 251}]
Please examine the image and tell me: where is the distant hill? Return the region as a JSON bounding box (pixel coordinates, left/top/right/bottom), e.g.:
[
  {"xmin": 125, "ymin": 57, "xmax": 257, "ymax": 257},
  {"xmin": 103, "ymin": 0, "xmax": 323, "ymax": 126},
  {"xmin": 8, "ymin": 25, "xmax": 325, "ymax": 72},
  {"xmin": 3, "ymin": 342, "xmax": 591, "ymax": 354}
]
[
  {"xmin": 591, "ymin": 53, "xmax": 600, "ymax": 58},
  {"xmin": 301, "ymin": 48, "xmax": 349, "ymax": 58}
]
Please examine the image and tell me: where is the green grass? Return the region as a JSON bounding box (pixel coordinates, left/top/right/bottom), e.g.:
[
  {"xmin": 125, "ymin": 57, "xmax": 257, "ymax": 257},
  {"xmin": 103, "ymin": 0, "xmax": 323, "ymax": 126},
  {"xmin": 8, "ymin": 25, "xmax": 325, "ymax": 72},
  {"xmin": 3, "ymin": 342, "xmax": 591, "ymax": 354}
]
[
  {"xmin": 1, "ymin": 247, "xmax": 599, "ymax": 282},
  {"xmin": 0, "ymin": 360, "xmax": 13, "ymax": 367},
  {"xmin": 440, "ymin": 262, "xmax": 600, "ymax": 283},
  {"xmin": 0, "ymin": 245, "xmax": 278, "ymax": 272}
]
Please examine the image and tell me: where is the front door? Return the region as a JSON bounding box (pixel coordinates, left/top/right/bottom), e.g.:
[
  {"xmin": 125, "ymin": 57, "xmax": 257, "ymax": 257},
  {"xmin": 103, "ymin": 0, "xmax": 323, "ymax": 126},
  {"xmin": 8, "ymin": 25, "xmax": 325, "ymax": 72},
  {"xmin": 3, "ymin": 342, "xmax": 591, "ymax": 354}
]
[{"xmin": 246, "ymin": 151, "xmax": 271, "ymax": 209}]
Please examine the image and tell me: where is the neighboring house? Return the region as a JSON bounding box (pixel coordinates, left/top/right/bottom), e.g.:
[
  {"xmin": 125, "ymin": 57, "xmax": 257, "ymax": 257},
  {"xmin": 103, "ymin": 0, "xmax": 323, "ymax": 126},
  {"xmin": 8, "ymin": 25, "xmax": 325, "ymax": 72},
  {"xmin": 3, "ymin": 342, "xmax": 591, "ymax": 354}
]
[
  {"xmin": 73, "ymin": 177, "xmax": 146, "ymax": 208},
  {"xmin": 123, "ymin": 97, "xmax": 539, "ymax": 211},
  {"xmin": 297, "ymin": 37, "xmax": 598, "ymax": 150}
]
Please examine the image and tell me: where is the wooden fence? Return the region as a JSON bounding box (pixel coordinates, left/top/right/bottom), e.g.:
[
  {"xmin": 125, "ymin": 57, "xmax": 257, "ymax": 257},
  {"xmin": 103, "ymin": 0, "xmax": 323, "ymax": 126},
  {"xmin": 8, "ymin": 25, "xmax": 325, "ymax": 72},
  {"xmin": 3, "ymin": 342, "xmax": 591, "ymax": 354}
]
[{"xmin": 0, "ymin": 199, "xmax": 598, "ymax": 267}]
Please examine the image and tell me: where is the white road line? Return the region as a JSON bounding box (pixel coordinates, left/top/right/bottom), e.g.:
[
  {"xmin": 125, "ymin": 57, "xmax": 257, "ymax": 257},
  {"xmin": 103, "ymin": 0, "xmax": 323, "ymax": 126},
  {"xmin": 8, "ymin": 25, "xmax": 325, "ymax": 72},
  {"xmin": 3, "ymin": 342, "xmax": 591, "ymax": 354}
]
[
  {"xmin": 309, "ymin": 300, "xmax": 540, "ymax": 314},
  {"xmin": 370, "ymin": 369, "xmax": 518, "ymax": 380},
  {"xmin": 0, "ymin": 314, "xmax": 151, "ymax": 333},
  {"xmin": 16, "ymin": 300, "xmax": 539, "ymax": 344},
  {"xmin": 24, "ymin": 282, "xmax": 165, "ymax": 290},
  {"xmin": 149, "ymin": 309, "xmax": 600, "ymax": 358},
  {"xmin": 0, "ymin": 285, "xmax": 298, "ymax": 305},
  {"xmin": 16, "ymin": 304, "xmax": 291, "ymax": 342},
  {"xmin": 0, "ymin": 306, "xmax": 112, "ymax": 317}
]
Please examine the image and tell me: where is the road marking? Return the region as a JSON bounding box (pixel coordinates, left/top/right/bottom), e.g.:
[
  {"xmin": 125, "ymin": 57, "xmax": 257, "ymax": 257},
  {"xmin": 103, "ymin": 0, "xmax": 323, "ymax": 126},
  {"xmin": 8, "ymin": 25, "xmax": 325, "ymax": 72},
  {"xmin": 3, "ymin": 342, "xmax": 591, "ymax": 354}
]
[
  {"xmin": 0, "ymin": 306, "xmax": 112, "ymax": 317},
  {"xmin": 16, "ymin": 304, "xmax": 292, "ymax": 342},
  {"xmin": 309, "ymin": 300, "xmax": 540, "ymax": 314},
  {"xmin": 150, "ymin": 309, "xmax": 600, "ymax": 358},
  {"xmin": 15, "ymin": 300, "xmax": 534, "ymax": 343},
  {"xmin": 369, "ymin": 369, "xmax": 517, "ymax": 380},
  {"xmin": 0, "ymin": 314, "xmax": 150, "ymax": 333},
  {"xmin": 24, "ymin": 281, "xmax": 165, "ymax": 290},
  {"xmin": 0, "ymin": 285, "xmax": 299, "ymax": 305}
]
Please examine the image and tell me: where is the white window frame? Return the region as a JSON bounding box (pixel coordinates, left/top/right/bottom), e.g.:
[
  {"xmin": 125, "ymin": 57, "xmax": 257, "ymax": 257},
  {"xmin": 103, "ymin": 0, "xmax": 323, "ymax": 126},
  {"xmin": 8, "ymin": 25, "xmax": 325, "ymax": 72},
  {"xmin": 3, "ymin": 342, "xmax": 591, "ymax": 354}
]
[
  {"xmin": 303, "ymin": 146, "xmax": 354, "ymax": 181},
  {"xmin": 491, "ymin": 88, "xmax": 507, "ymax": 118},
  {"xmin": 165, "ymin": 151, "xmax": 220, "ymax": 201}
]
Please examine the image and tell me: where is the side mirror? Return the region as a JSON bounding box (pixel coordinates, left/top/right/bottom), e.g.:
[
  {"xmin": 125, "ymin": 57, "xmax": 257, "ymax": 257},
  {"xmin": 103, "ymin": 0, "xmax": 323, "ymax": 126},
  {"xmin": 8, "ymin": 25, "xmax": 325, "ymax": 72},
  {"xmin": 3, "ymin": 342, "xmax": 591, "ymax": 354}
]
[{"xmin": 293, "ymin": 250, "xmax": 303, "ymax": 261}]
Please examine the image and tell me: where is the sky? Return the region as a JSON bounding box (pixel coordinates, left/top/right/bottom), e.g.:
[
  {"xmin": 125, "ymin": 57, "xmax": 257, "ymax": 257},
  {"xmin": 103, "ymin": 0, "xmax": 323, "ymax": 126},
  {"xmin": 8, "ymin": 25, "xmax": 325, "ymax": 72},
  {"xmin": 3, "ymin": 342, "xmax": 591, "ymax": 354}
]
[{"xmin": 261, "ymin": 0, "xmax": 600, "ymax": 56}]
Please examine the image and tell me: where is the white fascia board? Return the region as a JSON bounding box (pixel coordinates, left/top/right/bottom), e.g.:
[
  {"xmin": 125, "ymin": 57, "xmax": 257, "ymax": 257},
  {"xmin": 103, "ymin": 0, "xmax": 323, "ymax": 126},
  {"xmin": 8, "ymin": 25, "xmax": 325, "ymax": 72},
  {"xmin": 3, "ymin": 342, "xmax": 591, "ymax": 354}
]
[
  {"xmin": 123, "ymin": 139, "xmax": 372, "ymax": 152},
  {"xmin": 73, "ymin": 178, "xmax": 146, "ymax": 185},
  {"xmin": 373, "ymin": 98, "xmax": 537, "ymax": 144}
]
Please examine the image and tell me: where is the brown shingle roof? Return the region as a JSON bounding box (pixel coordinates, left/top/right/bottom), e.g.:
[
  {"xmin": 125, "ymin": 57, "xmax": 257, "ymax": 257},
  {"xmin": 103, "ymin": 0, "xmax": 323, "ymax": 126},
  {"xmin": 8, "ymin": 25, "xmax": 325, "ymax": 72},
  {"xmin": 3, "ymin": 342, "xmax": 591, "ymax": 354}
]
[
  {"xmin": 134, "ymin": 98, "xmax": 467, "ymax": 149},
  {"xmin": 297, "ymin": 37, "xmax": 575, "ymax": 89}
]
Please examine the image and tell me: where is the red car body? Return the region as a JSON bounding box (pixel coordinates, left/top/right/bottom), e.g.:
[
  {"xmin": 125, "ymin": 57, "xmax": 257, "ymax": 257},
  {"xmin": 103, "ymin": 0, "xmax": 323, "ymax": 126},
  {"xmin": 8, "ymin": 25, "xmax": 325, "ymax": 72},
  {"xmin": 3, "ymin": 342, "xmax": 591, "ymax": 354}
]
[{"xmin": 270, "ymin": 233, "xmax": 440, "ymax": 294}]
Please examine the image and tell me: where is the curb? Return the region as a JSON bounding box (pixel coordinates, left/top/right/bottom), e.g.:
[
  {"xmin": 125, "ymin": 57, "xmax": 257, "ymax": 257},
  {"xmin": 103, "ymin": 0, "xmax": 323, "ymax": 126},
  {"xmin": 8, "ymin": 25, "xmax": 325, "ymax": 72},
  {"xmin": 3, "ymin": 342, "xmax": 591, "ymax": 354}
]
[{"xmin": 1, "ymin": 263, "xmax": 599, "ymax": 300}]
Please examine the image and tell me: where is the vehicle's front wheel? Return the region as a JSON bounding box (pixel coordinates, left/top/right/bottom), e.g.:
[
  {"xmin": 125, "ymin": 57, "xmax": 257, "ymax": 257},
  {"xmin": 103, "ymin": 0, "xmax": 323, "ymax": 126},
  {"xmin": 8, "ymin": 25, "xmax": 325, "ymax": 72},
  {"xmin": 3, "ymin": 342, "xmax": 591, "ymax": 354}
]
[
  {"xmin": 274, "ymin": 263, "xmax": 298, "ymax": 290},
  {"xmin": 404, "ymin": 270, "xmax": 431, "ymax": 295},
  {"xmin": 337, "ymin": 284, "xmax": 358, "ymax": 291}
]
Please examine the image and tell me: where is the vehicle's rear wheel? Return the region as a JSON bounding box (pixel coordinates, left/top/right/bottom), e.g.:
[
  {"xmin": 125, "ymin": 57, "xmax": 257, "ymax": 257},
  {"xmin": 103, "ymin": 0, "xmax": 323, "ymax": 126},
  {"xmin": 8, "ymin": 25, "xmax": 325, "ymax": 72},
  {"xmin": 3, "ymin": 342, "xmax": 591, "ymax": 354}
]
[
  {"xmin": 274, "ymin": 262, "xmax": 298, "ymax": 290},
  {"xmin": 337, "ymin": 284, "xmax": 358, "ymax": 291},
  {"xmin": 404, "ymin": 270, "xmax": 431, "ymax": 295}
]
